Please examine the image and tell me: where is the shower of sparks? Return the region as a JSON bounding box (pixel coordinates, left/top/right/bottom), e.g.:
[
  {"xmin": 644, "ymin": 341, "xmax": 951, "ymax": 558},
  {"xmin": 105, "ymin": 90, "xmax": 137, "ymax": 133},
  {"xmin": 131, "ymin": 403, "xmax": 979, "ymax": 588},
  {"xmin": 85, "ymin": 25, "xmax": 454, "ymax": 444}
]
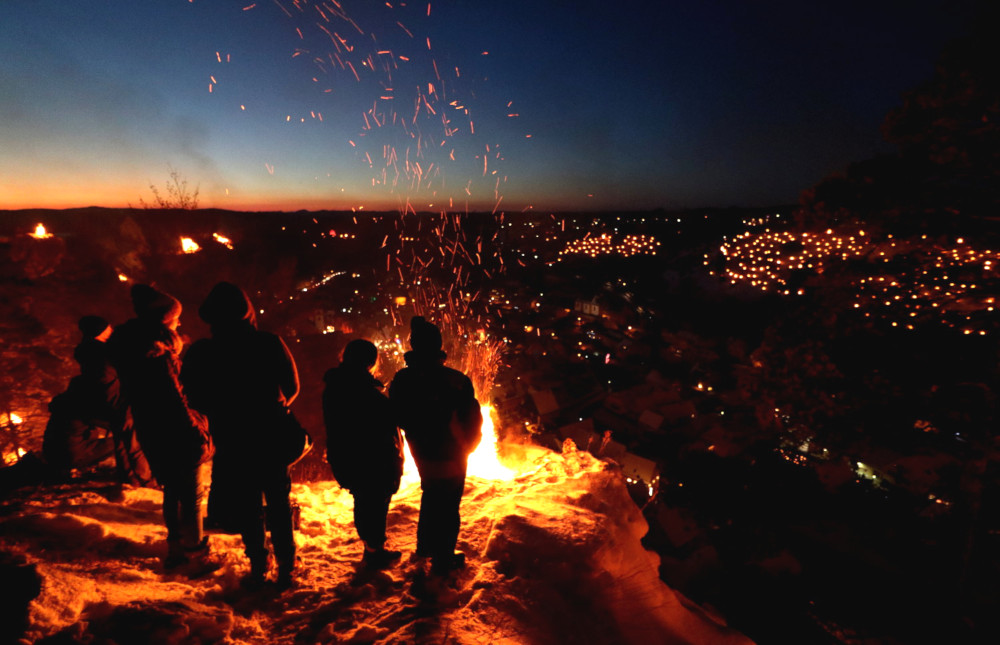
[
  {"xmin": 196, "ymin": 2, "xmax": 520, "ymax": 378},
  {"xmin": 202, "ymin": 0, "xmax": 516, "ymax": 212}
]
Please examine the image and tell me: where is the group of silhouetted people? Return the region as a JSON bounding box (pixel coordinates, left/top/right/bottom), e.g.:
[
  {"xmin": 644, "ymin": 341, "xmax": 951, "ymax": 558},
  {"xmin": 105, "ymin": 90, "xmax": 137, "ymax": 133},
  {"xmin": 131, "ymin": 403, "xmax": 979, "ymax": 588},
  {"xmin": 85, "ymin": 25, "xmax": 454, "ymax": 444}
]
[
  {"xmin": 324, "ymin": 316, "xmax": 482, "ymax": 575},
  {"xmin": 44, "ymin": 281, "xmax": 482, "ymax": 586}
]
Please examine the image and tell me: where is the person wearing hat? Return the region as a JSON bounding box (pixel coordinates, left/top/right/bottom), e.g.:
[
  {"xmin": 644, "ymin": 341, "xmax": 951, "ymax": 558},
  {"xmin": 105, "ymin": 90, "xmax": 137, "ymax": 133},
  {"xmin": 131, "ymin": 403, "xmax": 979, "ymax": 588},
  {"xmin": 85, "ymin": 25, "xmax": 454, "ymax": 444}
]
[
  {"xmin": 181, "ymin": 281, "xmax": 301, "ymax": 587},
  {"xmin": 107, "ymin": 284, "xmax": 218, "ymax": 577},
  {"xmin": 389, "ymin": 316, "xmax": 482, "ymax": 575},
  {"xmin": 73, "ymin": 315, "xmax": 152, "ymax": 485},
  {"xmin": 323, "ymin": 339, "xmax": 405, "ymax": 568}
]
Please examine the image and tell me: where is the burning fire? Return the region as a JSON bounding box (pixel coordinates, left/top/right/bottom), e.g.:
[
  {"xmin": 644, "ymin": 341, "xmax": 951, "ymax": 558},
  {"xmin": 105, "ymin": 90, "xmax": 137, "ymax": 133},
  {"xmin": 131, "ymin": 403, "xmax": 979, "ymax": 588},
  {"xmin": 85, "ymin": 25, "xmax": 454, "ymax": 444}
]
[
  {"xmin": 400, "ymin": 403, "xmax": 515, "ymax": 487},
  {"xmin": 180, "ymin": 237, "xmax": 201, "ymax": 254},
  {"xmin": 213, "ymin": 232, "xmax": 234, "ymax": 249},
  {"xmin": 2, "ymin": 412, "xmax": 24, "ymax": 425},
  {"xmin": 2, "ymin": 448, "xmax": 26, "ymax": 467},
  {"xmin": 467, "ymin": 404, "xmax": 515, "ymax": 480},
  {"xmin": 29, "ymin": 223, "xmax": 53, "ymax": 239}
]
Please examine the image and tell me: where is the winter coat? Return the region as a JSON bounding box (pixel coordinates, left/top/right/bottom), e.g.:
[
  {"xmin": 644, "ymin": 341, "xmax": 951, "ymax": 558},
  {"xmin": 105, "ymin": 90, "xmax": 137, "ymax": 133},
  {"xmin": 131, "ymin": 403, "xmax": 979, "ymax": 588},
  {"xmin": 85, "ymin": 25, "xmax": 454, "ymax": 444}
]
[
  {"xmin": 41, "ymin": 376, "xmax": 116, "ymax": 471},
  {"xmin": 322, "ymin": 364, "xmax": 404, "ymax": 494},
  {"xmin": 180, "ymin": 298, "xmax": 299, "ymax": 465},
  {"xmin": 106, "ymin": 318, "xmax": 212, "ymax": 481},
  {"xmin": 73, "ymin": 338, "xmax": 123, "ymax": 411},
  {"xmin": 388, "ymin": 350, "xmax": 482, "ymax": 479}
]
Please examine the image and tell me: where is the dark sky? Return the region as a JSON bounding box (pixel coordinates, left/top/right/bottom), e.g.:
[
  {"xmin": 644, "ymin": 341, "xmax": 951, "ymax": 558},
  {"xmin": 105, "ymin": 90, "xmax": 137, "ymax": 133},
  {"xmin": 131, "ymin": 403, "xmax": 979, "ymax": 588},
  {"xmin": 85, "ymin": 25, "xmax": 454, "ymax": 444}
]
[{"xmin": 0, "ymin": 0, "xmax": 980, "ymax": 212}]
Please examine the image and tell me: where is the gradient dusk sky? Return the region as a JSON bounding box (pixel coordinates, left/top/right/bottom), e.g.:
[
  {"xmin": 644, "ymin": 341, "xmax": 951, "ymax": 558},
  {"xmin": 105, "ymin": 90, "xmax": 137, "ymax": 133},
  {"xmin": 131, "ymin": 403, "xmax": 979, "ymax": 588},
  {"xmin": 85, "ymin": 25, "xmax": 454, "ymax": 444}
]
[{"xmin": 0, "ymin": 1, "xmax": 980, "ymax": 213}]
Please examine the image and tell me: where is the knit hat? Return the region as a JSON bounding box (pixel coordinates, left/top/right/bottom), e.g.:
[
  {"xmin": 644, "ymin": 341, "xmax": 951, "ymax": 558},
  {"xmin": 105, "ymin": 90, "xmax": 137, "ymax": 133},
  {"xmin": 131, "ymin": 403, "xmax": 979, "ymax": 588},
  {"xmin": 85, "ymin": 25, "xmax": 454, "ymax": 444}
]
[
  {"xmin": 78, "ymin": 315, "xmax": 110, "ymax": 339},
  {"xmin": 341, "ymin": 339, "xmax": 378, "ymax": 370},
  {"xmin": 409, "ymin": 316, "xmax": 443, "ymax": 353},
  {"xmin": 130, "ymin": 284, "xmax": 182, "ymax": 323},
  {"xmin": 198, "ymin": 281, "xmax": 255, "ymax": 327}
]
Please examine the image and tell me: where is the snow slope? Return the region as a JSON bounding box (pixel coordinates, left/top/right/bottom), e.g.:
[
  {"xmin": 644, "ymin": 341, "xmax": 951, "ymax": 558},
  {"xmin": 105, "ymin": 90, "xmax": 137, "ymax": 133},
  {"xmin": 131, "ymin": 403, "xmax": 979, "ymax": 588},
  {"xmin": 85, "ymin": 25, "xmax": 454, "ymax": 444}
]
[{"xmin": 1, "ymin": 446, "xmax": 751, "ymax": 644}]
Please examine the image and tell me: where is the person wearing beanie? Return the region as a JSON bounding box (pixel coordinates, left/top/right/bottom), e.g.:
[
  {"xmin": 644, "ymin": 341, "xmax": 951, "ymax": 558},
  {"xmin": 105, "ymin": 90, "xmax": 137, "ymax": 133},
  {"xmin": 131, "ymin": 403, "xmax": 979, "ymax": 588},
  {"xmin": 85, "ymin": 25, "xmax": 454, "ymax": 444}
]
[
  {"xmin": 107, "ymin": 284, "xmax": 218, "ymax": 577},
  {"xmin": 389, "ymin": 316, "xmax": 482, "ymax": 575},
  {"xmin": 323, "ymin": 339, "xmax": 405, "ymax": 569},
  {"xmin": 181, "ymin": 281, "xmax": 301, "ymax": 588}
]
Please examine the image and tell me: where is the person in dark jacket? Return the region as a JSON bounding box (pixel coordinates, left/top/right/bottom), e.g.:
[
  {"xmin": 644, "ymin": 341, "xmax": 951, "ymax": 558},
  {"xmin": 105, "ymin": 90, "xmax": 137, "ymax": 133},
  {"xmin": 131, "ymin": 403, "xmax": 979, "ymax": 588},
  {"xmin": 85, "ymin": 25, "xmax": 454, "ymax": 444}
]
[
  {"xmin": 43, "ymin": 315, "xmax": 152, "ymax": 485},
  {"xmin": 323, "ymin": 339, "xmax": 405, "ymax": 568},
  {"xmin": 181, "ymin": 281, "xmax": 301, "ymax": 587},
  {"xmin": 106, "ymin": 285, "xmax": 217, "ymax": 576},
  {"xmin": 389, "ymin": 316, "xmax": 482, "ymax": 575},
  {"xmin": 76, "ymin": 315, "xmax": 152, "ymax": 484}
]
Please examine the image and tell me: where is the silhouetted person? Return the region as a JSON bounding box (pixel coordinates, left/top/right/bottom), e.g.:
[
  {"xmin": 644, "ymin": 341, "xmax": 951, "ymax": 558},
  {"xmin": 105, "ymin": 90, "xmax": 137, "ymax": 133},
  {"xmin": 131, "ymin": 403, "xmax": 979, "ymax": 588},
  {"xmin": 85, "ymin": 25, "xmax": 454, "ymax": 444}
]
[
  {"xmin": 107, "ymin": 285, "xmax": 218, "ymax": 576},
  {"xmin": 43, "ymin": 316, "xmax": 117, "ymax": 479},
  {"xmin": 181, "ymin": 281, "xmax": 301, "ymax": 587},
  {"xmin": 71, "ymin": 315, "xmax": 151, "ymax": 485},
  {"xmin": 389, "ymin": 316, "xmax": 482, "ymax": 575},
  {"xmin": 323, "ymin": 339, "xmax": 405, "ymax": 568}
]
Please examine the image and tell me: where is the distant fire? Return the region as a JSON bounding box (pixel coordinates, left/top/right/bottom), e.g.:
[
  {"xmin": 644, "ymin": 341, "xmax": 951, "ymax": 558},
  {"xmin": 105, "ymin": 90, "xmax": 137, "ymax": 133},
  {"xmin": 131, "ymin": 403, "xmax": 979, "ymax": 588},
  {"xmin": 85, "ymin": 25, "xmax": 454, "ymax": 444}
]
[
  {"xmin": 180, "ymin": 237, "xmax": 201, "ymax": 254},
  {"xmin": 213, "ymin": 232, "xmax": 234, "ymax": 249},
  {"xmin": 29, "ymin": 223, "xmax": 53, "ymax": 239}
]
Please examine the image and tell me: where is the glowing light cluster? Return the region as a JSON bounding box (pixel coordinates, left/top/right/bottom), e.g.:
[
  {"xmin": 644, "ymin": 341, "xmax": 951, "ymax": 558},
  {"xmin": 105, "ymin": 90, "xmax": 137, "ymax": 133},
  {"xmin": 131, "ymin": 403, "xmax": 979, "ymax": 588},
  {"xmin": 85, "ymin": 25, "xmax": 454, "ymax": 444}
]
[
  {"xmin": 558, "ymin": 233, "xmax": 660, "ymax": 260},
  {"xmin": 709, "ymin": 228, "xmax": 870, "ymax": 295},
  {"xmin": 851, "ymin": 238, "xmax": 999, "ymax": 335},
  {"xmin": 713, "ymin": 224, "xmax": 999, "ymax": 335}
]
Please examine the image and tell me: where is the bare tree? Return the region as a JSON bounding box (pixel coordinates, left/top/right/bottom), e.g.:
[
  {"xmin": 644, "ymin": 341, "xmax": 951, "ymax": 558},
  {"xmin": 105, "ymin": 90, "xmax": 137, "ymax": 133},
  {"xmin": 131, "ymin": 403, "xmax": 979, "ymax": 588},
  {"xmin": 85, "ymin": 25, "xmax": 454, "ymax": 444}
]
[{"xmin": 139, "ymin": 168, "xmax": 200, "ymax": 210}]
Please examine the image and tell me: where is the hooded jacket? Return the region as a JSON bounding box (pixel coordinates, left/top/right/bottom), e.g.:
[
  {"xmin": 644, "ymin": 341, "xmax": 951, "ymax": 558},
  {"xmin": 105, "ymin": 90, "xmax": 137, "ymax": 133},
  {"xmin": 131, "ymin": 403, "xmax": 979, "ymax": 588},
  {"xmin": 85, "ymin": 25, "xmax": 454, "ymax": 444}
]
[
  {"xmin": 107, "ymin": 288, "xmax": 212, "ymax": 480},
  {"xmin": 322, "ymin": 364, "xmax": 404, "ymax": 493},
  {"xmin": 388, "ymin": 349, "xmax": 482, "ymax": 475},
  {"xmin": 181, "ymin": 282, "xmax": 299, "ymax": 461}
]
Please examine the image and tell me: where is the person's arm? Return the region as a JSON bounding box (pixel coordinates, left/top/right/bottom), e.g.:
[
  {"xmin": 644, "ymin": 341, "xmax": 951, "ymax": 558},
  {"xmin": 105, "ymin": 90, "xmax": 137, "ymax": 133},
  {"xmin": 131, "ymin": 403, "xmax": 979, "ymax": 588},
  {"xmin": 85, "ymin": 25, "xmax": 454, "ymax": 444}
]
[
  {"xmin": 275, "ymin": 336, "xmax": 300, "ymax": 406},
  {"xmin": 459, "ymin": 378, "xmax": 483, "ymax": 453}
]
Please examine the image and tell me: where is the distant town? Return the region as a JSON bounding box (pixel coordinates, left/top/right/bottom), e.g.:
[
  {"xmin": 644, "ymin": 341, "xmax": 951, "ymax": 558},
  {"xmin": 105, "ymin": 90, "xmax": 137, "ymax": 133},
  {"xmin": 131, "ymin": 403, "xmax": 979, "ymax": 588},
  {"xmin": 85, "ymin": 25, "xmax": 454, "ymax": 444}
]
[{"xmin": 1, "ymin": 205, "xmax": 997, "ymax": 642}]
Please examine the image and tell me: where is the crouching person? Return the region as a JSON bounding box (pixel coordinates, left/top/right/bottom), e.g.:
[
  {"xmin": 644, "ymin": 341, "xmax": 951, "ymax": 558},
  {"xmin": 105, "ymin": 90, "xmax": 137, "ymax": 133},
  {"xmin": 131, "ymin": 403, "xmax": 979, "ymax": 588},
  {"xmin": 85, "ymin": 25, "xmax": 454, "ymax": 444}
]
[
  {"xmin": 43, "ymin": 315, "xmax": 152, "ymax": 485},
  {"xmin": 107, "ymin": 285, "xmax": 217, "ymax": 577},
  {"xmin": 323, "ymin": 340, "xmax": 405, "ymax": 568},
  {"xmin": 182, "ymin": 282, "xmax": 301, "ymax": 588}
]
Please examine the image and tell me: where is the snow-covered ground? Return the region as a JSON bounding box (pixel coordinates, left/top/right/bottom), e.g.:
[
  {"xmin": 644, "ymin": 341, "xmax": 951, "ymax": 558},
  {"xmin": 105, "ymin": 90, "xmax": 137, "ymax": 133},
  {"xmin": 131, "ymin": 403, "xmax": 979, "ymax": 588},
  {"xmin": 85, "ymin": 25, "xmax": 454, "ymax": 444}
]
[{"xmin": 1, "ymin": 445, "xmax": 751, "ymax": 644}]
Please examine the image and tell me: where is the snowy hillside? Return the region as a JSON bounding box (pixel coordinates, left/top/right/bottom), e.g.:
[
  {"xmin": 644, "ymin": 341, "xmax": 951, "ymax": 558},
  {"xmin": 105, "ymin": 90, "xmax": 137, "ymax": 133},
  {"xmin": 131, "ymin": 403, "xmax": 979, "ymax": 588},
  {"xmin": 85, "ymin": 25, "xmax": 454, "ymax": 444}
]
[{"xmin": 1, "ymin": 446, "xmax": 751, "ymax": 644}]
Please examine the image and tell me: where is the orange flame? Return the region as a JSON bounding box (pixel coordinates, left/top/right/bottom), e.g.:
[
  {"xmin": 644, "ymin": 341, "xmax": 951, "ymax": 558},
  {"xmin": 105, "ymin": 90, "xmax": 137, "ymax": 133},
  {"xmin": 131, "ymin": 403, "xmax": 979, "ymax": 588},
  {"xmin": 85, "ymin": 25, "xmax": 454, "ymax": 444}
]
[
  {"xmin": 467, "ymin": 404, "xmax": 515, "ymax": 480},
  {"xmin": 180, "ymin": 237, "xmax": 201, "ymax": 254},
  {"xmin": 212, "ymin": 232, "xmax": 234, "ymax": 249},
  {"xmin": 29, "ymin": 223, "xmax": 53, "ymax": 239},
  {"xmin": 400, "ymin": 403, "xmax": 514, "ymax": 487}
]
